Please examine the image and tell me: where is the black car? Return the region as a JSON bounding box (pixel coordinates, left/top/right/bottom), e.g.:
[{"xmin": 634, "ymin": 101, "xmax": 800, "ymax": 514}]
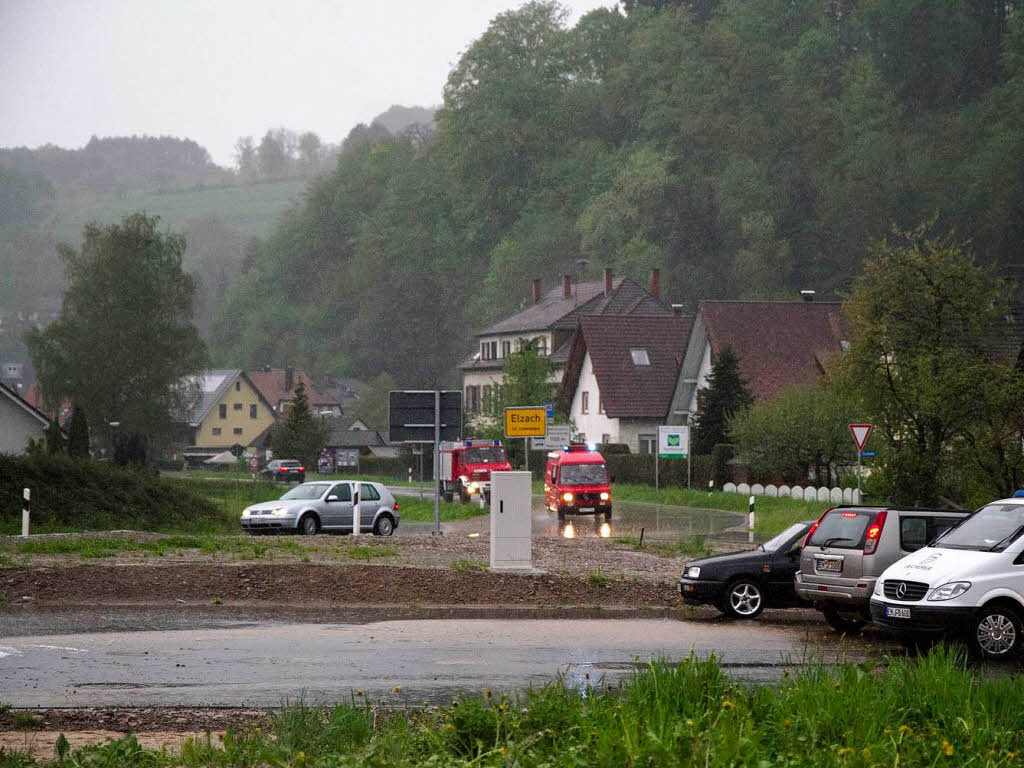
[{"xmin": 677, "ymin": 521, "xmax": 814, "ymax": 619}]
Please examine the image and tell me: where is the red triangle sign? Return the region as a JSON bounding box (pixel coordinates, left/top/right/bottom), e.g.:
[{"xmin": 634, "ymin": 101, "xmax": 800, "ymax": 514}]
[{"xmin": 849, "ymin": 423, "xmax": 872, "ymax": 451}]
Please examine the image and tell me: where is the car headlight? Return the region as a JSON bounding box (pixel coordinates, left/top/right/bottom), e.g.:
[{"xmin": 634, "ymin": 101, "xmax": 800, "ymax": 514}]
[
  {"xmin": 685, "ymin": 566, "xmax": 701, "ymax": 579},
  {"xmin": 469, "ymin": 482, "xmax": 479, "ymax": 491},
  {"xmin": 270, "ymin": 507, "xmax": 291, "ymax": 517},
  {"xmin": 600, "ymin": 492, "xmax": 610, "ymax": 501},
  {"xmin": 242, "ymin": 508, "xmax": 253, "ymax": 517},
  {"xmin": 873, "ymin": 580, "xmax": 883, "ymax": 596},
  {"xmin": 927, "ymin": 582, "xmax": 971, "ymax": 602},
  {"xmin": 562, "ymin": 492, "xmax": 574, "ymax": 503}
]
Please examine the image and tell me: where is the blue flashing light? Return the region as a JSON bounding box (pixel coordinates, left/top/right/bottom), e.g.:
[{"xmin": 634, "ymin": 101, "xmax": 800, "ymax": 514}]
[
  {"xmin": 586, "ymin": 442, "xmax": 598, "ymax": 452},
  {"xmin": 465, "ymin": 440, "xmax": 473, "ymax": 446},
  {"xmin": 563, "ymin": 446, "xmax": 570, "ymax": 452},
  {"xmin": 1014, "ymin": 490, "xmax": 1024, "ymax": 498},
  {"xmin": 493, "ymin": 440, "xmax": 500, "ymax": 446}
]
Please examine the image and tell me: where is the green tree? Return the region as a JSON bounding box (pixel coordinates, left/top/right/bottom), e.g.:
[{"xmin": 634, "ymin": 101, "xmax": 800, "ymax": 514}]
[
  {"xmin": 474, "ymin": 341, "xmax": 554, "ymax": 438},
  {"xmin": 693, "ymin": 347, "xmax": 753, "ymax": 455},
  {"xmin": 44, "ymin": 418, "xmax": 65, "ymax": 455},
  {"xmin": 352, "ymin": 372, "xmax": 396, "ymax": 431},
  {"xmin": 270, "ymin": 381, "xmax": 326, "ymax": 468},
  {"xmin": 729, "ymin": 385, "xmax": 857, "ymax": 487},
  {"xmin": 833, "ymin": 223, "xmax": 1023, "ymax": 504},
  {"xmin": 27, "ymin": 213, "xmax": 207, "ymax": 464},
  {"xmin": 67, "ymin": 405, "xmax": 90, "ymax": 459}
]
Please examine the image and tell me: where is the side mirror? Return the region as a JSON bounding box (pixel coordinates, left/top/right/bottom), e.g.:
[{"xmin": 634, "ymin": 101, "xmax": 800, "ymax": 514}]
[{"xmin": 326, "ymin": 495, "xmax": 338, "ymax": 502}]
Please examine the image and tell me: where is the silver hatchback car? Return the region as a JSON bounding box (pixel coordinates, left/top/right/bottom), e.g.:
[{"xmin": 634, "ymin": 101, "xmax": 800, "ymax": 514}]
[
  {"xmin": 795, "ymin": 505, "xmax": 967, "ymax": 632},
  {"xmin": 240, "ymin": 480, "xmax": 400, "ymax": 536}
]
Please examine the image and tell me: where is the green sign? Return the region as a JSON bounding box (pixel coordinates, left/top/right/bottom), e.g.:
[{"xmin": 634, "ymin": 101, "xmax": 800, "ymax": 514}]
[{"xmin": 658, "ymin": 425, "xmax": 689, "ymax": 459}]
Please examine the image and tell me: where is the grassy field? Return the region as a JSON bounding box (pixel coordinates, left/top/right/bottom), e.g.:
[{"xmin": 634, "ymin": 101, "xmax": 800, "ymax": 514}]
[{"xmin": 3, "ymin": 650, "xmax": 1022, "ymax": 767}]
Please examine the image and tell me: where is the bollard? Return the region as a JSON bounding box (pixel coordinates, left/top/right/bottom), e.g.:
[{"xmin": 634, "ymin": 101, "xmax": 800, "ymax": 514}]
[
  {"xmin": 22, "ymin": 487, "xmax": 30, "ymax": 537},
  {"xmin": 748, "ymin": 495, "xmax": 755, "ymax": 545},
  {"xmin": 708, "ymin": 480, "xmax": 714, "ymax": 496},
  {"xmin": 408, "ymin": 467, "xmax": 412, "ymax": 484}
]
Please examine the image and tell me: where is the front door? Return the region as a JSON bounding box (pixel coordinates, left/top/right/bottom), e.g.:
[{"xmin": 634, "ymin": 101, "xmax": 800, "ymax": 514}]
[{"xmin": 323, "ymin": 482, "xmax": 353, "ymax": 529}]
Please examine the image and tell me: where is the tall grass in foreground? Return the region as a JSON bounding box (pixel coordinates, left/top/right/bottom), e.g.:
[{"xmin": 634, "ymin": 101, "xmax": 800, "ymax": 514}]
[{"xmin": 5, "ymin": 649, "xmax": 1024, "ymax": 767}]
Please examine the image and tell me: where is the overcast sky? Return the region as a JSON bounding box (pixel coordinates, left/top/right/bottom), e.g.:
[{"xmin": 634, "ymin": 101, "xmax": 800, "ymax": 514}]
[{"xmin": 0, "ymin": 0, "xmax": 615, "ymax": 167}]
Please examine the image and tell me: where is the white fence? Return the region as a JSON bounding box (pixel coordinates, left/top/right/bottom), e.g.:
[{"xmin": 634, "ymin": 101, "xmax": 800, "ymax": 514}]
[{"xmin": 722, "ymin": 482, "xmax": 860, "ymax": 505}]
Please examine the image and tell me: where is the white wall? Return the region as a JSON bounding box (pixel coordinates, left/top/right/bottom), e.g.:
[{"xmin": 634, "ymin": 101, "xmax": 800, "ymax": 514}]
[
  {"xmin": 569, "ymin": 351, "xmax": 619, "ymax": 444},
  {"xmin": 0, "ymin": 398, "xmax": 47, "ymax": 454},
  {"xmin": 687, "ymin": 342, "xmax": 713, "ymax": 415}
]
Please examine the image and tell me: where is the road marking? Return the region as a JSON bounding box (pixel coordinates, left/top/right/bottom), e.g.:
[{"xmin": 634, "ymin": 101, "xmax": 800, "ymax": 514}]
[{"xmin": 0, "ymin": 646, "xmax": 23, "ymax": 658}]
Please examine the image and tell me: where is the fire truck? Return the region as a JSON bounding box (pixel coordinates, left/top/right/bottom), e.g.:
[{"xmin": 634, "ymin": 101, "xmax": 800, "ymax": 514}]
[{"xmin": 439, "ymin": 440, "xmax": 513, "ymax": 503}]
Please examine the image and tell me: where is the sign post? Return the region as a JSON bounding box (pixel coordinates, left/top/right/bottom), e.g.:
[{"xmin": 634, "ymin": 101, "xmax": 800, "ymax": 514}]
[
  {"xmin": 849, "ymin": 424, "xmax": 873, "ymax": 502},
  {"xmin": 504, "ymin": 407, "xmax": 547, "ymax": 474},
  {"xmin": 657, "ymin": 426, "xmax": 690, "ymax": 490}
]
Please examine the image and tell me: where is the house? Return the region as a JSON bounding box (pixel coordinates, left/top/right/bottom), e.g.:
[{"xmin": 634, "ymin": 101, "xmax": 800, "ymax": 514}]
[
  {"xmin": 325, "ymin": 419, "xmax": 397, "ymax": 458},
  {"xmin": 246, "ymin": 367, "xmax": 342, "ymax": 417},
  {"xmin": 0, "ymin": 382, "xmax": 52, "ymax": 454},
  {"xmin": 460, "ymin": 268, "xmax": 673, "ymax": 419},
  {"xmin": 668, "ymin": 299, "xmax": 850, "ymax": 423},
  {"xmin": 177, "ymin": 370, "xmax": 278, "ymax": 464},
  {"xmin": 557, "ymin": 313, "xmax": 694, "ymax": 453}
]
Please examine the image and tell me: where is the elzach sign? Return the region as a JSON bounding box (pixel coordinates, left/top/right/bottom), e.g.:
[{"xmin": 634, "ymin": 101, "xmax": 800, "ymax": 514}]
[{"xmin": 504, "ymin": 407, "xmax": 547, "ymax": 438}]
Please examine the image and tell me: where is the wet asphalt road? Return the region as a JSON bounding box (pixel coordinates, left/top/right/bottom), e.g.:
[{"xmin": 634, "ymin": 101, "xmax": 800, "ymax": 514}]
[{"xmin": 0, "ymin": 617, "xmax": 882, "ymax": 708}]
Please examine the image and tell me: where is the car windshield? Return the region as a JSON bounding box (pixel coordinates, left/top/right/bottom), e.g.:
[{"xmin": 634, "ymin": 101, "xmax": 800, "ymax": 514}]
[
  {"xmin": 934, "ymin": 503, "xmax": 1024, "ymax": 552},
  {"xmin": 560, "ymin": 463, "xmax": 608, "ymax": 485},
  {"xmin": 280, "ymin": 483, "xmax": 330, "ymax": 500},
  {"xmin": 807, "ymin": 509, "xmax": 873, "ymax": 548},
  {"xmin": 762, "ymin": 522, "xmax": 809, "ymax": 552},
  {"xmin": 465, "ymin": 446, "xmax": 506, "ymax": 463},
  {"xmin": 281, "ymin": 461, "xmax": 301, "ymax": 467}
]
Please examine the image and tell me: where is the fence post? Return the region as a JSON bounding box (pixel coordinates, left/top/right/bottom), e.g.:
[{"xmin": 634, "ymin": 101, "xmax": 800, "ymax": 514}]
[
  {"xmin": 22, "ymin": 488, "xmax": 30, "ymax": 538},
  {"xmin": 707, "ymin": 480, "xmax": 714, "ymax": 496},
  {"xmin": 748, "ymin": 495, "xmax": 755, "ymax": 545},
  {"xmin": 408, "ymin": 467, "xmax": 412, "ymax": 484}
]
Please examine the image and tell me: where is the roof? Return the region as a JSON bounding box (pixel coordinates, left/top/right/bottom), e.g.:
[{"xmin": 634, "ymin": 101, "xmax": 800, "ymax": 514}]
[
  {"xmin": 246, "ymin": 369, "xmax": 340, "ymax": 409},
  {"xmin": 179, "ymin": 369, "xmax": 241, "ymax": 427},
  {"xmin": 0, "ymin": 381, "xmax": 52, "ymax": 429},
  {"xmin": 560, "ymin": 314, "xmax": 694, "ymax": 420},
  {"xmin": 325, "ymin": 420, "xmax": 388, "ymax": 448},
  {"xmin": 478, "ymin": 277, "xmax": 672, "ymax": 337},
  {"xmin": 699, "ymin": 300, "xmax": 849, "ymax": 401}
]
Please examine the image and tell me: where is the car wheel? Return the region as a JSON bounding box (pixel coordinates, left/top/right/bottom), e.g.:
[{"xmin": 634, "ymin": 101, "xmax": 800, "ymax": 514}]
[
  {"xmin": 374, "ymin": 515, "xmax": 395, "ymax": 536},
  {"xmin": 822, "ymin": 606, "xmax": 865, "ymax": 634},
  {"xmin": 457, "ymin": 482, "xmax": 469, "ymax": 504},
  {"xmin": 604, "ymin": 509, "xmax": 612, "ymax": 522},
  {"xmin": 721, "ymin": 578, "xmax": 764, "ymax": 619},
  {"xmin": 297, "ymin": 513, "xmax": 319, "ymax": 536},
  {"xmin": 970, "ymin": 605, "xmax": 1024, "ymax": 660}
]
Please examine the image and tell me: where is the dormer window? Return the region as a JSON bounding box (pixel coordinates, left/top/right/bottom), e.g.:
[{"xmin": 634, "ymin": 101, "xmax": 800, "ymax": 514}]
[{"xmin": 630, "ymin": 348, "xmax": 650, "ymax": 366}]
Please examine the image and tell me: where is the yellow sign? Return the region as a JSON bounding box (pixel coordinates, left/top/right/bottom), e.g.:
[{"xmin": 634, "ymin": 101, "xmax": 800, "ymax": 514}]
[{"xmin": 504, "ymin": 407, "xmax": 547, "ymax": 438}]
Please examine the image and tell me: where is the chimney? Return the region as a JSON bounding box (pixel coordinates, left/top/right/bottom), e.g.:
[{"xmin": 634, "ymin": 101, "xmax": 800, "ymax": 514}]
[
  {"xmin": 671, "ymin": 303, "xmax": 684, "ymax": 316},
  {"xmin": 604, "ymin": 267, "xmax": 613, "ymax": 297},
  {"xmin": 800, "ymin": 290, "xmax": 815, "ymax": 303},
  {"xmin": 649, "ymin": 268, "xmax": 661, "ymax": 298},
  {"xmin": 563, "ymin": 274, "xmax": 572, "ymax": 299},
  {"xmin": 285, "ymin": 366, "xmax": 294, "ymax": 393},
  {"xmin": 532, "ymin": 278, "xmax": 542, "ymax": 304}
]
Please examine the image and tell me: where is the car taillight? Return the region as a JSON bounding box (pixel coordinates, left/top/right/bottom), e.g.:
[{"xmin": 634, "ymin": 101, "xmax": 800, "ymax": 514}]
[
  {"xmin": 298, "ymin": 466, "xmax": 305, "ymax": 472},
  {"xmin": 393, "ymin": 502, "xmax": 399, "ymax": 511},
  {"xmin": 864, "ymin": 510, "xmax": 887, "ymax": 554},
  {"xmin": 804, "ymin": 507, "xmax": 833, "ymax": 548}
]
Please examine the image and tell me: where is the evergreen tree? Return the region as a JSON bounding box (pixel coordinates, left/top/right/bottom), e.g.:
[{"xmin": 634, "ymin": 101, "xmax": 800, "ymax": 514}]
[
  {"xmin": 44, "ymin": 418, "xmax": 65, "ymax": 454},
  {"xmin": 693, "ymin": 346, "xmax": 753, "ymax": 454},
  {"xmin": 270, "ymin": 381, "xmax": 326, "ymax": 469},
  {"xmin": 67, "ymin": 405, "xmax": 90, "ymax": 459}
]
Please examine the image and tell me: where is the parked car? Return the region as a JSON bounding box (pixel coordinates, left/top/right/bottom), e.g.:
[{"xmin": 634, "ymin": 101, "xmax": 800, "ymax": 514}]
[
  {"xmin": 677, "ymin": 521, "xmax": 814, "ymax": 619},
  {"xmin": 870, "ymin": 497, "xmax": 1024, "ymax": 659},
  {"xmin": 262, "ymin": 459, "xmax": 306, "ymax": 483},
  {"xmin": 795, "ymin": 505, "xmax": 968, "ymax": 633},
  {"xmin": 240, "ymin": 480, "xmax": 399, "ymax": 536}
]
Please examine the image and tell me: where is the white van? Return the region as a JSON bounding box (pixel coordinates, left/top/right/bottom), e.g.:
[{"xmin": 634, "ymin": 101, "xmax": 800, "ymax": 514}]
[{"xmin": 869, "ymin": 497, "xmax": 1024, "ymax": 659}]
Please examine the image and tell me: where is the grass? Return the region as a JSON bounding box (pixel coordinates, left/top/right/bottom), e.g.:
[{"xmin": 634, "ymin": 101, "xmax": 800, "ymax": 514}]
[
  {"xmin": 451, "ymin": 558, "xmax": 489, "ymax": 573},
  {"xmin": 4, "ymin": 650, "xmax": 1024, "ymax": 767},
  {"xmin": 613, "ymin": 534, "xmax": 715, "ymax": 559},
  {"xmin": 585, "ymin": 567, "xmax": 611, "ymax": 588}
]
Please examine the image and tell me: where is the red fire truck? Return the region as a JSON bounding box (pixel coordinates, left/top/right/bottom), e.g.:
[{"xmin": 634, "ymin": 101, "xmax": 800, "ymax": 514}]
[
  {"xmin": 439, "ymin": 440, "xmax": 513, "ymax": 503},
  {"xmin": 544, "ymin": 444, "xmax": 612, "ymax": 522}
]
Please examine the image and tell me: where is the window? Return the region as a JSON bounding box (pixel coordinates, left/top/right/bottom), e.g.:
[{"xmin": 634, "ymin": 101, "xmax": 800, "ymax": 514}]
[
  {"xmin": 466, "ymin": 386, "xmax": 479, "ymax": 414},
  {"xmin": 695, "ymin": 389, "xmax": 706, "ymax": 413},
  {"xmin": 219, "ymin": 403, "xmax": 227, "ymax": 419},
  {"xmin": 630, "ymin": 348, "xmax": 650, "ymax": 365},
  {"xmin": 581, "ymin": 391, "xmax": 589, "ymax": 414},
  {"xmin": 601, "ymin": 433, "xmax": 610, "ymax": 445},
  {"xmin": 235, "ymin": 381, "xmax": 240, "ymax": 391},
  {"xmin": 502, "ymin": 340, "xmax": 511, "ymax": 358},
  {"xmin": 482, "ymin": 385, "xmax": 493, "ymax": 412},
  {"xmin": 233, "ymin": 403, "xmax": 242, "ymax": 411},
  {"xmin": 328, "ymin": 483, "xmax": 352, "ymax": 502},
  {"xmin": 360, "ymin": 483, "xmax": 380, "ymax": 501},
  {"xmin": 902, "ymin": 516, "xmax": 959, "ymax": 552},
  {"xmin": 233, "ymin": 427, "xmax": 243, "ymax": 435},
  {"xmin": 534, "ymin": 336, "xmax": 548, "ymax": 356},
  {"xmin": 480, "ymin": 340, "xmax": 498, "ymax": 360},
  {"xmin": 250, "ymin": 404, "xmax": 257, "ymax": 419},
  {"xmin": 599, "ymin": 395, "xmax": 605, "ymax": 414},
  {"xmin": 639, "ymin": 434, "xmax": 656, "ymax": 455},
  {"xmin": 212, "ymin": 427, "xmax": 221, "ymax": 436}
]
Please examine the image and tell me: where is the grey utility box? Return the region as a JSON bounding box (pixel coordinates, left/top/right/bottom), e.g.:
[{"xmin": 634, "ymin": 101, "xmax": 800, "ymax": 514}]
[{"xmin": 489, "ymin": 471, "xmax": 533, "ymax": 571}]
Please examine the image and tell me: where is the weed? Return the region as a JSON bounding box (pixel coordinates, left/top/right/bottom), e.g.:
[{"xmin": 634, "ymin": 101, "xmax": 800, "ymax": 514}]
[
  {"xmin": 0, "ymin": 554, "xmax": 15, "ymax": 568},
  {"xmin": 676, "ymin": 535, "xmax": 712, "ymax": 557},
  {"xmin": 450, "ymin": 558, "xmax": 488, "ymax": 573},
  {"xmin": 586, "ymin": 568, "xmax": 611, "ymax": 588},
  {"xmin": 12, "ymin": 712, "xmax": 41, "ymax": 729},
  {"xmin": 0, "ymin": 702, "xmax": 11, "ymax": 715},
  {"xmin": 350, "ymin": 545, "xmax": 397, "ymax": 561}
]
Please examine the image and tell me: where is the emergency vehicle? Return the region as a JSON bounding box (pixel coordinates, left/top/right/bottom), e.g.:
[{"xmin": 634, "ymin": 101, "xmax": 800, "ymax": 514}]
[
  {"xmin": 544, "ymin": 444, "xmax": 612, "ymax": 521},
  {"xmin": 439, "ymin": 440, "xmax": 512, "ymax": 503}
]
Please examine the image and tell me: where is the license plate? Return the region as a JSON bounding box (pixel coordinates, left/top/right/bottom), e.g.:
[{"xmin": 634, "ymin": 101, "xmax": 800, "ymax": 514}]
[
  {"xmin": 580, "ymin": 507, "xmax": 595, "ymax": 513},
  {"xmin": 885, "ymin": 606, "xmax": 911, "ymax": 619},
  {"xmin": 816, "ymin": 557, "xmax": 843, "ymax": 574}
]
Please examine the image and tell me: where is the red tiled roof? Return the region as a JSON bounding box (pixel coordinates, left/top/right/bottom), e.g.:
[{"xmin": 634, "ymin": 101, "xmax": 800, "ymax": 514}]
[
  {"xmin": 562, "ymin": 314, "xmax": 694, "ymax": 419},
  {"xmin": 700, "ymin": 301, "xmax": 849, "ymax": 401},
  {"xmin": 245, "ymin": 369, "xmax": 339, "ymax": 410}
]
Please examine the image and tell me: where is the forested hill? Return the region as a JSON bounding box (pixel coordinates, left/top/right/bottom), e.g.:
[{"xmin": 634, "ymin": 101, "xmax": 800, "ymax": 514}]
[{"xmin": 212, "ymin": 0, "xmax": 1024, "ymax": 387}]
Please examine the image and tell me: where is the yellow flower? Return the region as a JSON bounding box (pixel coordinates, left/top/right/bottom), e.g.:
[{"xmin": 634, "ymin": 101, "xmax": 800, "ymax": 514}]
[
  {"xmin": 393, "ymin": 685, "xmax": 402, "ymax": 693},
  {"xmin": 899, "ymin": 725, "xmax": 913, "ymax": 736},
  {"xmin": 783, "ymin": 719, "xmax": 792, "ymax": 728},
  {"xmin": 500, "ymin": 747, "xmax": 508, "ymax": 756},
  {"xmin": 834, "ymin": 681, "xmax": 841, "ymax": 690},
  {"xmin": 297, "ymin": 752, "xmax": 305, "ymax": 763},
  {"xmin": 1007, "ymin": 752, "xmax": 1018, "ymax": 760},
  {"xmin": 721, "ymin": 700, "xmax": 735, "ymax": 711},
  {"xmin": 484, "ymin": 689, "xmax": 492, "ymax": 698},
  {"xmin": 444, "ymin": 723, "xmax": 454, "ymax": 731},
  {"xmin": 942, "ymin": 740, "xmax": 953, "ymax": 757},
  {"xmin": 838, "ymin": 747, "xmax": 854, "ymax": 757},
  {"xmin": 861, "ymin": 748, "xmax": 871, "ymax": 759},
  {"xmin": 685, "ymin": 719, "xmax": 694, "ymax": 727},
  {"xmin": 497, "ymin": 703, "xmax": 506, "ymax": 711},
  {"xmin": 355, "ymin": 690, "xmax": 364, "ymax": 697}
]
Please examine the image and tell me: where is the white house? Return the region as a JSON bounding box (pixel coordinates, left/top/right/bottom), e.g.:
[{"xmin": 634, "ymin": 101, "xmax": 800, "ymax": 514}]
[{"xmin": 0, "ymin": 382, "xmax": 51, "ymax": 454}]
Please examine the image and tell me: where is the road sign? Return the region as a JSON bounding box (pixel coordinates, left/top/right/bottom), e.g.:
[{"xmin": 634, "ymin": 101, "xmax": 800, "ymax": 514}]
[
  {"xmin": 532, "ymin": 424, "xmax": 572, "ymax": 450},
  {"xmin": 543, "ymin": 401, "xmax": 555, "ymax": 420},
  {"xmin": 248, "ymin": 456, "xmax": 258, "ymax": 471},
  {"xmin": 504, "ymin": 406, "xmax": 547, "ymax": 438},
  {"xmin": 658, "ymin": 425, "xmax": 689, "ymax": 459},
  {"xmin": 388, "ymin": 390, "xmax": 462, "ymax": 443},
  {"xmin": 860, "ymin": 450, "xmax": 877, "ymax": 459},
  {"xmin": 849, "ymin": 423, "xmax": 872, "ymax": 451},
  {"xmin": 230, "ymin": 443, "xmax": 244, "ymax": 457}
]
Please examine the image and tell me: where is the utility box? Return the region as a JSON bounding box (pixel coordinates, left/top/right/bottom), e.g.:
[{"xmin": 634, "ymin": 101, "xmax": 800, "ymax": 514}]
[{"xmin": 489, "ymin": 471, "xmax": 532, "ymax": 571}]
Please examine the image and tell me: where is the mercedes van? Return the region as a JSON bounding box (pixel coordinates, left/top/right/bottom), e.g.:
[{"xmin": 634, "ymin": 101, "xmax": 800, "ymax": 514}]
[{"xmin": 870, "ymin": 497, "xmax": 1024, "ymax": 659}]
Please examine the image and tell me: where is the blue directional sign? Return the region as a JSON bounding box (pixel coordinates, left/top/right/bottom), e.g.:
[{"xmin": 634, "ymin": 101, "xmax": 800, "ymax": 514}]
[
  {"xmin": 860, "ymin": 450, "xmax": 877, "ymax": 459},
  {"xmin": 543, "ymin": 401, "xmax": 555, "ymax": 420}
]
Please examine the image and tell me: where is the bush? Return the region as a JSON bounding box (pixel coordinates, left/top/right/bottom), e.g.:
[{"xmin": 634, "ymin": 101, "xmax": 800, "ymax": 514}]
[{"xmin": 711, "ymin": 443, "xmax": 735, "ymax": 488}]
